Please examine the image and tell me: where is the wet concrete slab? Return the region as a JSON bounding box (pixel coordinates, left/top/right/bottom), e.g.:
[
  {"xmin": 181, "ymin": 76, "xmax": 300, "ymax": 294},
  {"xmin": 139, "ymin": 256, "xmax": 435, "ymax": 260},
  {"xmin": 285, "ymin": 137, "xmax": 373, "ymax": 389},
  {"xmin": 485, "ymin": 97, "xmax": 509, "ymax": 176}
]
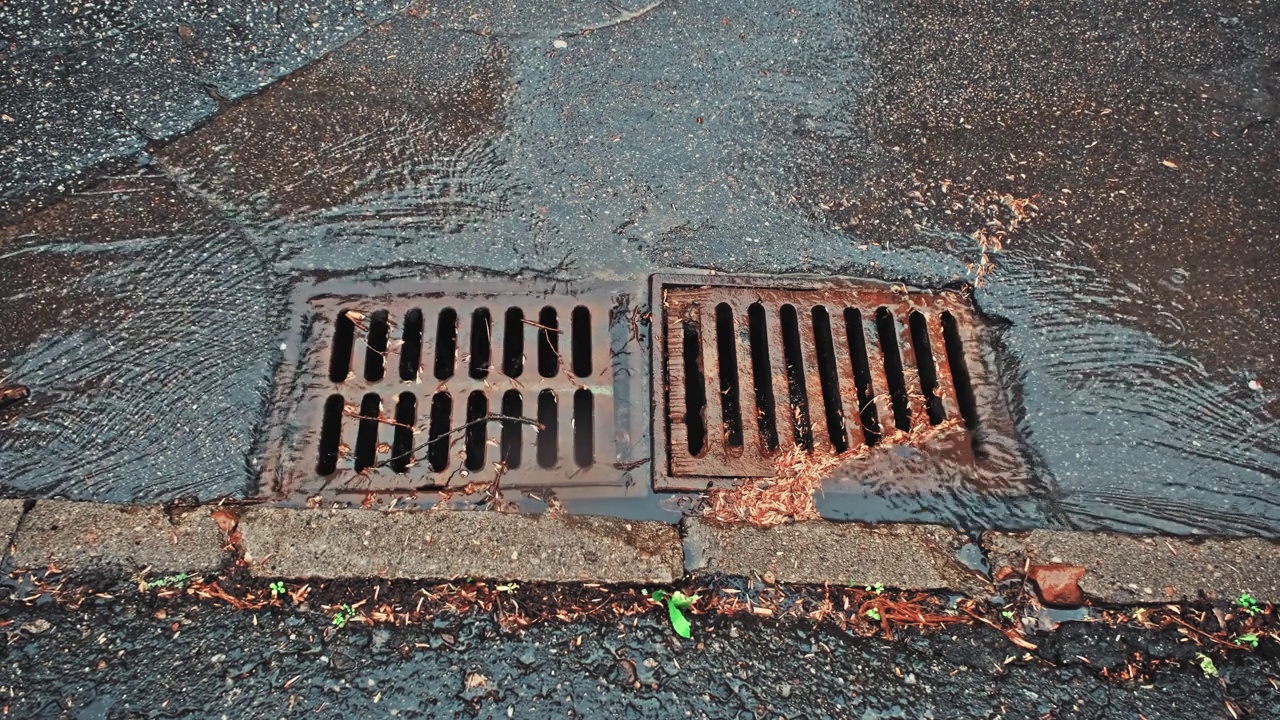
[
  {"xmin": 0, "ymin": 171, "xmax": 282, "ymax": 502},
  {"xmin": 237, "ymin": 508, "xmax": 683, "ymax": 583},
  {"xmin": 9, "ymin": 500, "xmax": 227, "ymax": 575},
  {"xmin": 985, "ymin": 530, "xmax": 1280, "ymax": 604},
  {"xmin": 683, "ymin": 517, "xmax": 985, "ymax": 595}
]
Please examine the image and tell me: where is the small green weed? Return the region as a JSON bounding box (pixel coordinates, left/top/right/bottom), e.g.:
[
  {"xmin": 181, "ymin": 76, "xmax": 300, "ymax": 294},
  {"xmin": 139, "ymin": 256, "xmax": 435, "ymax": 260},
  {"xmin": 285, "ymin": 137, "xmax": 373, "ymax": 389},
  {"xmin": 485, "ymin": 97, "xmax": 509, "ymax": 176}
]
[
  {"xmin": 1237, "ymin": 592, "xmax": 1263, "ymax": 616},
  {"xmin": 496, "ymin": 583, "xmax": 519, "ymax": 594},
  {"xmin": 143, "ymin": 573, "xmax": 190, "ymax": 590},
  {"xmin": 1001, "ymin": 610, "xmax": 1015, "ymax": 621},
  {"xmin": 651, "ymin": 590, "xmax": 699, "ymax": 639},
  {"xmin": 1236, "ymin": 634, "xmax": 1259, "ymax": 649},
  {"xmin": 1196, "ymin": 653, "xmax": 1219, "ymax": 678},
  {"xmin": 865, "ymin": 608, "xmax": 882, "ymax": 621},
  {"xmin": 865, "ymin": 583, "xmax": 884, "ymax": 595},
  {"xmin": 270, "ymin": 581, "xmax": 286, "ymax": 599},
  {"xmin": 331, "ymin": 604, "xmax": 356, "ymax": 629}
]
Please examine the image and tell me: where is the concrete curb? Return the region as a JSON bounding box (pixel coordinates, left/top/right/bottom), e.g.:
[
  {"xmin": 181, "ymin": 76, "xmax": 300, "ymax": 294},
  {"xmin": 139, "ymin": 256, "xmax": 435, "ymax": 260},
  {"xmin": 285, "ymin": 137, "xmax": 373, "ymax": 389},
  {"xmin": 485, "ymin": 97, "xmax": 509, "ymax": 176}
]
[
  {"xmin": 8, "ymin": 500, "xmax": 227, "ymax": 576},
  {"xmin": 683, "ymin": 517, "xmax": 987, "ymax": 596},
  {"xmin": 984, "ymin": 530, "xmax": 1280, "ymax": 604},
  {"xmin": 235, "ymin": 507, "xmax": 683, "ymax": 584},
  {"xmin": 4, "ymin": 499, "xmax": 1280, "ymax": 607}
]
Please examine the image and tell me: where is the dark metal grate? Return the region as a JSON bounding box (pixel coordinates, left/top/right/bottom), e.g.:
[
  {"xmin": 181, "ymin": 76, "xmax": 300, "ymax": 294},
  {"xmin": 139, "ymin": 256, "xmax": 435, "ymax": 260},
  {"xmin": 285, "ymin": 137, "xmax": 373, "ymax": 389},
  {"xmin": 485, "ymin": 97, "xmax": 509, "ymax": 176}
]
[
  {"xmin": 263, "ymin": 281, "xmax": 647, "ymax": 502},
  {"xmin": 651, "ymin": 274, "xmax": 1023, "ymax": 491}
]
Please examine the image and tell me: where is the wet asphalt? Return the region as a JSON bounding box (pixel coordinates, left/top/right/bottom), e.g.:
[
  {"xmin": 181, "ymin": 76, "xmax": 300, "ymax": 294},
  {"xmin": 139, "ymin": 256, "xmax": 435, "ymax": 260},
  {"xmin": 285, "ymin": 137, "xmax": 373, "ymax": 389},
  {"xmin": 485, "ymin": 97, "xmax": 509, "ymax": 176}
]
[
  {"xmin": 1, "ymin": 597, "xmax": 1278, "ymax": 719},
  {"xmin": 2, "ymin": 0, "xmax": 1278, "ymax": 534}
]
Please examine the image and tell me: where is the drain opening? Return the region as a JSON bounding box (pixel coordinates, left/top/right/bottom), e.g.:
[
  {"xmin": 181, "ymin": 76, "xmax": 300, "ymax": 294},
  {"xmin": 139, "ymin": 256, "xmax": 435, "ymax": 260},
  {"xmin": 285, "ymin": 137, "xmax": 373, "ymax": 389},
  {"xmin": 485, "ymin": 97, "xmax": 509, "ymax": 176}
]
[
  {"xmin": 364, "ymin": 310, "xmax": 390, "ymax": 381},
  {"xmin": 464, "ymin": 391, "xmax": 487, "ymax": 471},
  {"xmin": 537, "ymin": 306, "xmax": 559, "ymax": 378},
  {"xmin": 574, "ymin": 389, "xmax": 594, "ymax": 467},
  {"xmin": 354, "ymin": 393, "xmax": 381, "ymax": 471},
  {"xmin": 503, "ymin": 307, "xmax": 524, "ymax": 377},
  {"xmin": 469, "ymin": 308, "xmax": 492, "ymax": 379},
  {"xmin": 399, "ymin": 309, "xmax": 423, "ymax": 381},
  {"xmin": 874, "ymin": 307, "xmax": 912, "ymax": 432},
  {"xmin": 283, "ymin": 283, "xmax": 631, "ymax": 498},
  {"xmin": 811, "ymin": 306, "xmax": 849, "ymax": 453},
  {"xmin": 571, "ymin": 306, "xmax": 592, "ymax": 378},
  {"xmin": 942, "ymin": 312, "xmax": 979, "ymax": 429},
  {"xmin": 651, "ymin": 275, "xmax": 1026, "ymax": 492},
  {"xmin": 316, "ymin": 394, "xmax": 344, "ymax": 474},
  {"xmin": 844, "ymin": 308, "xmax": 882, "ymax": 444},
  {"xmin": 426, "ymin": 392, "xmax": 452, "ymax": 472},
  {"xmin": 328, "ymin": 311, "xmax": 356, "ymax": 382},
  {"xmin": 908, "ymin": 311, "xmax": 945, "ymax": 425},
  {"xmin": 434, "ymin": 308, "xmax": 458, "ymax": 380},
  {"xmin": 714, "ymin": 303, "xmax": 744, "ymax": 449},
  {"xmin": 391, "ymin": 392, "xmax": 416, "ymax": 472},
  {"xmin": 500, "ymin": 390, "xmax": 523, "ymax": 468},
  {"xmin": 747, "ymin": 302, "xmax": 779, "ymax": 451},
  {"xmin": 682, "ymin": 315, "xmax": 708, "ymax": 456},
  {"xmin": 779, "ymin": 304, "xmax": 814, "ymax": 450},
  {"xmin": 537, "ymin": 390, "xmax": 557, "ymax": 468}
]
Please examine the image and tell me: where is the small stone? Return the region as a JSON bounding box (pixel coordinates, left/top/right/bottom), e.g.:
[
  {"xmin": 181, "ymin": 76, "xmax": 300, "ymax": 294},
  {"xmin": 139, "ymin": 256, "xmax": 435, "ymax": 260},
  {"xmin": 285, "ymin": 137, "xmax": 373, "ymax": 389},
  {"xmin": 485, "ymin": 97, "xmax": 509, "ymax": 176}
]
[
  {"xmin": 777, "ymin": 683, "xmax": 791, "ymax": 698},
  {"xmin": 553, "ymin": 39, "xmax": 568, "ymax": 49},
  {"xmin": 1028, "ymin": 564, "xmax": 1087, "ymax": 607},
  {"xmin": 904, "ymin": 673, "xmax": 917, "ymax": 685},
  {"xmin": 177, "ymin": 25, "xmax": 194, "ymax": 40},
  {"xmin": 729, "ymin": 625, "xmax": 740, "ymax": 638},
  {"xmin": 21, "ymin": 619, "xmax": 51, "ymax": 635}
]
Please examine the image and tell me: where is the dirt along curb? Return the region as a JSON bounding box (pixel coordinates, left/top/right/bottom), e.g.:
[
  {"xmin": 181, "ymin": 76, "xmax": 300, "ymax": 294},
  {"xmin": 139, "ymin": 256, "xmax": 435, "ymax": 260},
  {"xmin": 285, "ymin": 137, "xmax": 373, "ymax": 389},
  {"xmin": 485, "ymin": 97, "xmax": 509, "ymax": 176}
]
[{"xmin": 2, "ymin": 499, "xmax": 1280, "ymax": 607}]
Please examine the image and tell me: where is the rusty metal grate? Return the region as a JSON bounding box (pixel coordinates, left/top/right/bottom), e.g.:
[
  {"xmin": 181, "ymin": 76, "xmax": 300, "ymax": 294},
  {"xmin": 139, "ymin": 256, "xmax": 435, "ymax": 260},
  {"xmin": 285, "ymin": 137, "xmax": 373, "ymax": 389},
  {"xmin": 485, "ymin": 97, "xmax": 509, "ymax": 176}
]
[
  {"xmin": 262, "ymin": 280, "xmax": 647, "ymax": 502},
  {"xmin": 650, "ymin": 274, "xmax": 1024, "ymax": 490}
]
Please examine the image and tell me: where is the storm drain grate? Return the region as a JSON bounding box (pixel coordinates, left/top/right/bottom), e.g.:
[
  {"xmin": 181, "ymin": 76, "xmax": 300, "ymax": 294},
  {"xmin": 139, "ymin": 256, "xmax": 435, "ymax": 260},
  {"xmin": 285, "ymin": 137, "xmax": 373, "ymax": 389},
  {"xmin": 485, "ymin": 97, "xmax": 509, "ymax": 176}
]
[
  {"xmin": 263, "ymin": 281, "xmax": 647, "ymax": 501},
  {"xmin": 650, "ymin": 274, "xmax": 1022, "ymax": 490}
]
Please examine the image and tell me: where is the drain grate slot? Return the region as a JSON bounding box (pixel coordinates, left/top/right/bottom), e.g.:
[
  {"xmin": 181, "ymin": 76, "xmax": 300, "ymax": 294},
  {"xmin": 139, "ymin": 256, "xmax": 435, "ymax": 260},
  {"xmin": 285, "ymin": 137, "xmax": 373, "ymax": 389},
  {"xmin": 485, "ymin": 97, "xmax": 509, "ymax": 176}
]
[
  {"xmin": 713, "ymin": 303, "xmax": 745, "ymax": 449},
  {"xmin": 434, "ymin": 308, "xmax": 458, "ymax": 380},
  {"xmin": 875, "ymin": 307, "xmax": 912, "ymax": 433},
  {"xmin": 537, "ymin": 306, "xmax": 559, "ymax": 378},
  {"xmin": 391, "ymin": 392, "xmax": 416, "ymax": 473},
  {"xmin": 468, "ymin": 309, "xmax": 492, "ymax": 379},
  {"xmin": 399, "ymin": 309, "xmax": 423, "ymax": 381},
  {"xmin": 843, "ymin": 308, "xmax": 882, "ymax": 444},
  {"xmin": 426, "ymin": 392, "xmax": 452, "ymax": 472},
  {"xmin": 811, "ymin": 306, "xmax": 849, "ymax": 453},
  {"xmin": 652, "ymin": 275, "xmax": 1019, "ymax": 489}
]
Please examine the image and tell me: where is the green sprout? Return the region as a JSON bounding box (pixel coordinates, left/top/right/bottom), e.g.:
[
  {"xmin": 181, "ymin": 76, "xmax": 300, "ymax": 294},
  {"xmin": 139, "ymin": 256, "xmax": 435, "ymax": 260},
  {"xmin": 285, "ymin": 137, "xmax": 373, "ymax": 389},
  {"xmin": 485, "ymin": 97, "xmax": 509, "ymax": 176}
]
[
  {"xmin": 650, "ymin": 590, "xmax": 699, "ymax": 639},
  {"xmin": 865, "ymin": 608, "xmax": 882, "ymax": 621},
  {"xmin": 270, "ymin": 581, "xmax": 286, "ymax": 599},
  {"xmin": 143, "ymin": 572, "xmax": 190, "ymax": 590},
  {"xmin": 331, "ymin": 604, "xmax": 356, "ymax": 629},
  {"xmin": 865, "ymin": 583, "xmax": 884, "ymax": 595},
  {"xmin": 1237, "ymin": 593, "xmax": 1263, "ymax": 616},
  {"xmin": 1196, "ymin": 653, "xmax": 1219, "ymax": 678},
  {"xmin": 1236, "ymin": 634, "xmax": 1259, "ymax": 649},
  {"xmin": 1001, "ymin": 610, "xmax": 1015, "ymax": 621},
  {"xmin": 495, "ymin": 583, "xmax": 519, "ymax": 594}
]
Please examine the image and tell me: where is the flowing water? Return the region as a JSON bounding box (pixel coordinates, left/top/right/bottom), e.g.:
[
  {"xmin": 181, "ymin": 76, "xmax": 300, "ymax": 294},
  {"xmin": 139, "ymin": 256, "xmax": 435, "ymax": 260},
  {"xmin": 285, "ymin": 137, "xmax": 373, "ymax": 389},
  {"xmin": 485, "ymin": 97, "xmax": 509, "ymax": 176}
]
[{"xmin": 2, "ymin": 0, "xmax": 1277, "ymax": 533}]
